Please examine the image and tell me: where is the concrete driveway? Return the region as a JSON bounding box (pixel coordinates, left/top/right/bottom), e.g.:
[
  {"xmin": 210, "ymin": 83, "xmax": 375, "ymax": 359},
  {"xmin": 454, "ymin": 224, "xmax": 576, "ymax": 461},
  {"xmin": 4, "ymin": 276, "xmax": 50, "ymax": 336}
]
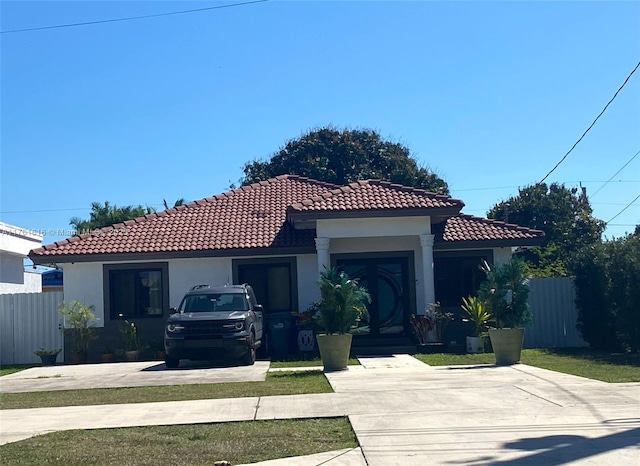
[{"xmin": 0, "ymin": 360, "xmax": 270, "ymax": 393}]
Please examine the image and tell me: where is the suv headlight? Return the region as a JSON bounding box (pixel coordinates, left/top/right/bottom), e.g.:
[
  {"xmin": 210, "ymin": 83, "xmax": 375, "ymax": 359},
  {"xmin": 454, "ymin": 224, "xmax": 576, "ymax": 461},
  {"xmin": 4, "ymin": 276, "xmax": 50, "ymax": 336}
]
[
  {"xmin": 166, "ymin": 323, "xmax": 185, "ymax": 333},
  {"xmin": 223, "ymin": 321, "xmax": 244, "ymax": 331}
]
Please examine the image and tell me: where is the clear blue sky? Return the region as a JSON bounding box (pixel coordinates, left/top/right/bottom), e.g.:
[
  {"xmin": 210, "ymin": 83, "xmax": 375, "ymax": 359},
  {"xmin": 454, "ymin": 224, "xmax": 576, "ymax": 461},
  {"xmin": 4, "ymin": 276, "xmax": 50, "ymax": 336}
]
[{"xmin": 2, "ymin": 0, "xmax": 639, "ymax": 262}]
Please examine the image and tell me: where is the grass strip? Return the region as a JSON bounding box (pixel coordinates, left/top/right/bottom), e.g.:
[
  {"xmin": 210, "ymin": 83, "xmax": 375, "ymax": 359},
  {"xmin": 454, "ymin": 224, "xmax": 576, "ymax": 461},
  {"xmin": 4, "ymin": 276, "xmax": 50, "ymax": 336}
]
[
  {"xmin": 0, "ymin": 365, "xmax": 34, "ymax": 377},
  {"xmin": 270, "ymin": 357, "xmax": 360, "ymax": 368},
  {"xmin": 0, "ymin": 417, "xmax": 357, "ymax": 465},
  {"xmin": 0, "ymin": 371, "xmax": 331, "ymax": 410},
  {"xmin": 415, "ymin": 348, "xmax": 640, "ymax": 383}
]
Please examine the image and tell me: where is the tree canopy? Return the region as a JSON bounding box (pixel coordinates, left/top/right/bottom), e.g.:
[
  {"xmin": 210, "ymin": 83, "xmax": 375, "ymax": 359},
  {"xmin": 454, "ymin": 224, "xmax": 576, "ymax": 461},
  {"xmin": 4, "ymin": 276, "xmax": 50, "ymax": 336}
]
[
  {"xmin": 240, "ymin": 127, "xmax": 449, "ymax": 194},
  {"xmin": 70, "ymin": 199, "xmax": 185, "ymax": 232},
  {"xmin": 487, "ymin": 183, "xmax": 605, "ymax": 276}
]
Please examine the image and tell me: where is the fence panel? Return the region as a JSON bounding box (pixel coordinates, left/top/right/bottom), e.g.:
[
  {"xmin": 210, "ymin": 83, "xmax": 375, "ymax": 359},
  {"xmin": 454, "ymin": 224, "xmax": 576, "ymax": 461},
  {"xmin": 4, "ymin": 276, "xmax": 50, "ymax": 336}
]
[
  {"xmin": 0, "ymin": 292, "xmax": 64, "ymax": 365},
  {"xmin": 525, "ymin": 277, "xmax": 587, "ymax": 348}
]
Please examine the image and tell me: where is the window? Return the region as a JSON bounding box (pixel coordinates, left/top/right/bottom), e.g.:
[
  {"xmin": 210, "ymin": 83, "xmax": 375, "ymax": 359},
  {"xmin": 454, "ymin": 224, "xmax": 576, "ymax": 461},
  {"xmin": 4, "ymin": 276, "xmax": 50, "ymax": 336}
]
[
  {"xmin": 105, "ymin": 263, "xmax": 168, "ymax": 319},
  {"xmin": 434, "ymin": 253, "xmax": 491, "ymax": 307},
  {"xmin": 234, "ymin": 258, "xmax": 297, "ymax": 313}
]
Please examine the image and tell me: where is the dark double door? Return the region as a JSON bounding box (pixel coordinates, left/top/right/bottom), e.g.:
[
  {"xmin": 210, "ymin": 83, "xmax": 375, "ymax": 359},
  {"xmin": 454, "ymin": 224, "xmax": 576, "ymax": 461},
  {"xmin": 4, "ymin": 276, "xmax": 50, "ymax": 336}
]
[{"xmin": 336, "ymin": 256, "xmax": 412, "ymax": 338}]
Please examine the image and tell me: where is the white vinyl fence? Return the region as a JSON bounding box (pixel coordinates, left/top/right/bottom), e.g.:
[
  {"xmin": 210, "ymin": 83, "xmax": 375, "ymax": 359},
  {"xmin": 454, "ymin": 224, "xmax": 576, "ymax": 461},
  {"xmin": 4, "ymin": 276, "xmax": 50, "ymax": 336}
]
[
  {"xmin": 524, "ymin": 277, "xmax": 587, "ymax": 348},
  {"xmin": 0, "ymin": 292, "xmax": 64, "ymax": 365}
]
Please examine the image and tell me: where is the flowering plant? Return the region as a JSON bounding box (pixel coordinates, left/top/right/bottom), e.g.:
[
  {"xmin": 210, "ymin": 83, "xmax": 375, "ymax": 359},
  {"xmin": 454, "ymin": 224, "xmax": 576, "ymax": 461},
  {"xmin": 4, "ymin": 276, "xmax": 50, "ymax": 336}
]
[{"xmin": 411, "ymin": 303, "xmax": 454, "ymax": 344}]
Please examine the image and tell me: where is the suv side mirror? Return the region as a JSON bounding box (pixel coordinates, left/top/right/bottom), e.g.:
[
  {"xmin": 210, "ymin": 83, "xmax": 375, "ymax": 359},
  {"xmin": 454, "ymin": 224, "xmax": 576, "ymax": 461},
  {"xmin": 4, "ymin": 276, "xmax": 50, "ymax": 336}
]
[
  {"xmin": 169, "ymin": 307, "xmax": 178, "ymax": 314},
  {"xmin": 254, "ymin": 304, "xmax": 264, "ymax": 312}
]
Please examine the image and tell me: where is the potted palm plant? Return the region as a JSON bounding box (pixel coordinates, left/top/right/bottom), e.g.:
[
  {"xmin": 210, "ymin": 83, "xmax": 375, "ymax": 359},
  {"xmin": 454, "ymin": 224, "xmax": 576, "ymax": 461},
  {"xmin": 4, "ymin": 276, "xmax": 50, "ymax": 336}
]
[
  {"xmin": 58, "ymin": 301, "xmax": 97, "ymax": 364},
  {"xmin": 478, "ymin": 258, "xmax": 531, "ymax": 365},
  {"xmin": 314, "ymin": 267, "xmax": 370, "ymax": 371},
  {"xmin": 460, "ymin": 296, "xmax": 492, "ymax": 353}
]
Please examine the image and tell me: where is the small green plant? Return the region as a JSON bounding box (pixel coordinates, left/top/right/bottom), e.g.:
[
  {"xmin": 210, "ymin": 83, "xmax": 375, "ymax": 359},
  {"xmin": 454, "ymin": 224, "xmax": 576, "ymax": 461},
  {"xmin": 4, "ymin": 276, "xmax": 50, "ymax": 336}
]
[
  {"xmin": 34, "ymin": 348, "xmax": 61, "ymax": 357},
  {"xmin": 120, "ymin": 320, "xmax": 140, "ymax": 351},
  {"xmin": 58, "ymin": 301, "xmax": 97, "ymax": 357},
  {"xmin": 316, "ymin": 267, "xmax": 371, "ymax": 334},
  {"xmin": 460, "ymin": 296, "xmax": 492, "ymax": 337}
]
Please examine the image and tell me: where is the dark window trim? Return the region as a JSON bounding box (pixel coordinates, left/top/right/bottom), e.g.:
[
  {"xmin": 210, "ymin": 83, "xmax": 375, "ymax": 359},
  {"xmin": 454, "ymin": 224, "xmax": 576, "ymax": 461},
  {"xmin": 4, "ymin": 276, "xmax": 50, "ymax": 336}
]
[
  {"xmin": 232, "ymin": 257, "xmax": 298, "ymax": 313},
  {"xmin": 103, "ymin": 262, "xmax": 169, "ymax": 321}
]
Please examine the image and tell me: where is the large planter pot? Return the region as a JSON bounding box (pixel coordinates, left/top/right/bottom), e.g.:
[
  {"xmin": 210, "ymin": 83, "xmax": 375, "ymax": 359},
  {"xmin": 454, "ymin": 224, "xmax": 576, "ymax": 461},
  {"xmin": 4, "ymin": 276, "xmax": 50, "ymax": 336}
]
[
  {"xmin": 489, "ymin": 328, "xmax": 524, "ymax": 365},
  {"xmin": 316, "ymin": 333, "xmax": 352, "ymax": 371},
  {"xmin": 101, "ymin": 353, "xmax": 117, "ymax": 363},
  {"xmin": 71, "ymin": 352, "xmax": 88, "ymax": 364},
  {"xmin": 39, "ymin": 354, "xmax": 58, "ymax": 366},
  {"xmin": 466, "ymin": 336, "xmax": 484, "ymax": 354}
]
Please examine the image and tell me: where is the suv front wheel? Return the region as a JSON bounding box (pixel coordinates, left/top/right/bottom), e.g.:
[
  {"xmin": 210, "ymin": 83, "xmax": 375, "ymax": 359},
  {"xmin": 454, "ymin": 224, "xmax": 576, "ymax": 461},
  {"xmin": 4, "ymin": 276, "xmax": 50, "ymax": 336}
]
[
  {"xmin": 241, "ymin": 332, "xmax": 256, "ymax": 366},
  {"xmin": 165, "ymin": 356, "xmax": 180, "ymax": 369}
]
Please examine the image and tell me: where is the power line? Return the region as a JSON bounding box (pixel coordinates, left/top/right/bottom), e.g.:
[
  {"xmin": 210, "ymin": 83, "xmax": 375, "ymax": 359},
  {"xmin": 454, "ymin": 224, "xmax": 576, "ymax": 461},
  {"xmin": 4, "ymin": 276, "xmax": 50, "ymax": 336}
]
[
  {"xmin": 0, "ymin": 0, "xmax": 269, "ymax": 34},
  {"xmin": 590, "ymin": 149, "xmax": 640, "ymax": 198},
  {"xmin": 539, "ymin": 60, "xmax": 640, "ymax": 183},
  {"xmin": 606, "ymin": 193, "xmax": 640, "ymax": 224}
]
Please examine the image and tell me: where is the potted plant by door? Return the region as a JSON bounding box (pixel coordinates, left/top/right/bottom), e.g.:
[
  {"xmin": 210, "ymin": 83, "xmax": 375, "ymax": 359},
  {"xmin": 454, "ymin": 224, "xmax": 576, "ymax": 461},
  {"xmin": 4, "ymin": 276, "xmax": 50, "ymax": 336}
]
[
  {"xmin": 460, "ymin": 296, "xmax": 492, "ymax": 353},
  {"xmin": 34, "ymin": 348, "xmax": 61, "ymax": 366},
  {"xmin": 478, "ymin": 258, "xmax": 531, "ymax": 365},
  {"xmin": 101, "ymin": 349, "xmax": 117, "ymax": 363},
  {"xmin": 120, "ymin": 320, "xmax": 141, "ymax": 361},
  {"xmin": 314, "ymin": 267, "xmax": 370, "ymax": 371},
  {"xmin": 58, "ymin": 301, "xmax": 97, "ymax": 364}
]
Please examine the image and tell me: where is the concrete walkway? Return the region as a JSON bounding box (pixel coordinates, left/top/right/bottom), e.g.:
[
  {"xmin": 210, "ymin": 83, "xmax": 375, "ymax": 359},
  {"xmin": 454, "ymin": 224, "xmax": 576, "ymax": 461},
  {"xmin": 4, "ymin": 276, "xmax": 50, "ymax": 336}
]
[{"xmin": 1, "ymin": 355, "xmax": 639, "ymax": 465}]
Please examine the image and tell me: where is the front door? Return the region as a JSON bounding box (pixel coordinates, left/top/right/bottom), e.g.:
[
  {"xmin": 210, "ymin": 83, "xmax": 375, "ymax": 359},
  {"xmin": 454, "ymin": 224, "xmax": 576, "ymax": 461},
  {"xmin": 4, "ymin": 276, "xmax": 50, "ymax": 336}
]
[{"xmin": 335, "ymin": 255, "xmax": 412, "ymax": 337}]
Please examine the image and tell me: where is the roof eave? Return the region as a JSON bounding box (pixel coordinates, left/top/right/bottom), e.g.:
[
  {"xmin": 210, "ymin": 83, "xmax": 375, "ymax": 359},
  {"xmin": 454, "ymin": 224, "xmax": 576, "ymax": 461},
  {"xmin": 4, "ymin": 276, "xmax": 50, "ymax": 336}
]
[
  {"xmin": 287, "ymin": 206, "xmax": 463, "ymax": 224},
  {"xmin": 28, "ymin": 245, "xmax": 318, "ymax": 265},
  {"xmin": 434, "ymin": 237, "xmax": 545, "ymax": 250}
]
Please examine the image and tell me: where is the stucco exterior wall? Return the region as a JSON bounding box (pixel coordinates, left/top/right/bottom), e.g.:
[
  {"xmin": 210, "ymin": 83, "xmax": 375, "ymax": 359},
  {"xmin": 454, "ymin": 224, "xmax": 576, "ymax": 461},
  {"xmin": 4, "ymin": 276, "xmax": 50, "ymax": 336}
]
[
  {"xmin": 62, "ymin": 262, "xmax": 104, "ymax": 326},
  {"xmin": 493, "ymin": 247, "xmax": 513, "ymax": 265},
  {"xmin": 317, "ymin": 216, "xmax": 431, "ymax": 238},
  {"xmin": 297, "ymin": 254, "xmax": 320, "ymax": 312}
]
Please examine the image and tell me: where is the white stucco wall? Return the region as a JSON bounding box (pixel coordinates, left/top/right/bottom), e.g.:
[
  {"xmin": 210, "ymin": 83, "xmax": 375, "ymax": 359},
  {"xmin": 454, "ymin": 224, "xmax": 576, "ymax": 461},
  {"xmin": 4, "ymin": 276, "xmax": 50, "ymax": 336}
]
[
  {"xmin": 317, "ymin": 216, "xmax": 430, "ymax": 238},
  {"xmin": 0, "ymin": 269, "xmax": 42, "ymax": 294},
  {"xmin": 62, "ymin": 262, "xmax": 105, "ymax": 326},
  {"xmin": 0, "ymin": 222, "xmax": 43, "ymax": 294},
  {"xmin": 493, "ymin": 247, "xmax": 513, "ymax": 265},
  {"xmin": 296, "ymin": 254, "xmax": 320, "ymax": 312}
]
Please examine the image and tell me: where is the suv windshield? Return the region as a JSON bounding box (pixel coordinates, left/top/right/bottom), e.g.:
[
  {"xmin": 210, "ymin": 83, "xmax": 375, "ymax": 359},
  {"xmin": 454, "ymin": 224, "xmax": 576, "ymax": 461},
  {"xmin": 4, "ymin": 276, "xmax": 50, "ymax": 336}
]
[{"xmin": 179, "ymin": 293, "xmax": 248, "ymax": 313}]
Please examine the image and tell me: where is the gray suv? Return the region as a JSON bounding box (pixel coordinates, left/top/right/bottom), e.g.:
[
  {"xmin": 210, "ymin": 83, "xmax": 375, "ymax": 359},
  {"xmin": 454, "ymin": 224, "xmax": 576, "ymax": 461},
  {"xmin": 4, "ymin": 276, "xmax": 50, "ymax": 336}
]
[{"xmin": 164, "ymin": 284, "xmax": 264, "ymax": 368}]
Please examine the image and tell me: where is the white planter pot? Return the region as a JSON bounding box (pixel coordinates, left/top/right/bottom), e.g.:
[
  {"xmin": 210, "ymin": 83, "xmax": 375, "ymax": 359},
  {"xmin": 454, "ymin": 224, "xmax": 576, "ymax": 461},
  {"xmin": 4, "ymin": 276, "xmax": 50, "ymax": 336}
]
[
  {"xmin": 316, "ymin": 333, "xmax": 352, "ymax": 371},
  {"xmin": 466, "ymin": 336, "xmax": 484, "ymax": 354}
]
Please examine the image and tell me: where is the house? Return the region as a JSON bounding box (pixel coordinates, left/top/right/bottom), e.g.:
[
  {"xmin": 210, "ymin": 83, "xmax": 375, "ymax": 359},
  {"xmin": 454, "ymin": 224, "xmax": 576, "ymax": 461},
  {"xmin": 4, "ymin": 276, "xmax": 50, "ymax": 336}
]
[
  {"xmin": 1, "ymin": 221, "xmax": 43, "ymax": 294},
  {"xmin": 29, "ymin": 175, "xmax": 544, "ymax": 358}
]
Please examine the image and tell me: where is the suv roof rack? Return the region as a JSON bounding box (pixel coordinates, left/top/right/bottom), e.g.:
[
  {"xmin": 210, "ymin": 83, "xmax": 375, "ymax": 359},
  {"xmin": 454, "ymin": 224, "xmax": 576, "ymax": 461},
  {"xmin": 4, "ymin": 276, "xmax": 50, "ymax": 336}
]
[{"xmin": 189, "ymin": 284, "xmax": 211, "ymax": 291}]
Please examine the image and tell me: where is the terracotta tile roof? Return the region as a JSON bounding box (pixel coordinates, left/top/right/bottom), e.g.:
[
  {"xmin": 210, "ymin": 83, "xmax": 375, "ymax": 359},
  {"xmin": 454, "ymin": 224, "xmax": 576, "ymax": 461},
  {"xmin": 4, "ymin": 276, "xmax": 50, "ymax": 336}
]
[
  {"xmin": 29, "ymin": 176, "xmax": 543, "ymax": 262},
  {"xmin": 434, "ymin": 214, "xmax": 544, "ymax": 245},
  {"xmin": 30, "ymin": 175, "xmax": 338, "ymax": 260},
  {"xmin": 288, "ymin": 180, "xmax": 463, "ymax": 214}
]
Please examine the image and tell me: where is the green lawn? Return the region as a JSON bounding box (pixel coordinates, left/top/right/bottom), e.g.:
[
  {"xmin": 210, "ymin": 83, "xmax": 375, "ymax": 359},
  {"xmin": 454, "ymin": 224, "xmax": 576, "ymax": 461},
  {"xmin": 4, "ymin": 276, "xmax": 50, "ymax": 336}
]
[
  {"xmin": 0, "ymin": 417, "xmax": 357, "ymax": 465},
  {"xmin": 0, "ymin": 371, "xmax": 331, "ymax": 410},
  {"xmin": 415, "ymin": 348, "xmax": 640, "ymax": 383},
  {"xmin": 0, "ymin": 365, "xmax": 34, "ymax": 377},
  {"xmin": 270, "ymin": 357, "xmax": 360, "ymax": 368}
]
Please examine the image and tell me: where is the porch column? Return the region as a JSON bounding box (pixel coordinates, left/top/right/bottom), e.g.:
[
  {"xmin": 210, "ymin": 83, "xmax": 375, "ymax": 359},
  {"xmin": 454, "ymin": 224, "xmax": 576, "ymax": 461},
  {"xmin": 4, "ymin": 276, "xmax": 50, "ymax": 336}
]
[
  {"xmin": 420, "ymin": 234, "xmax": 436, "ymax": 308},
  {"xmin": 315, "ymin": 237, "xmax": 331, "ymax": 275}
]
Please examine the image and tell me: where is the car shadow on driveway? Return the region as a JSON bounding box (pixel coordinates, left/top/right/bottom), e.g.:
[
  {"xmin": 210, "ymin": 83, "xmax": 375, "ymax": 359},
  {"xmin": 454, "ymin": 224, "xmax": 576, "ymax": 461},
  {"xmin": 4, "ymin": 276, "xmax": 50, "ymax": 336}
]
[{"xmin": 142, "ymin": 359, "xmax": 262, "ymax": 371}]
